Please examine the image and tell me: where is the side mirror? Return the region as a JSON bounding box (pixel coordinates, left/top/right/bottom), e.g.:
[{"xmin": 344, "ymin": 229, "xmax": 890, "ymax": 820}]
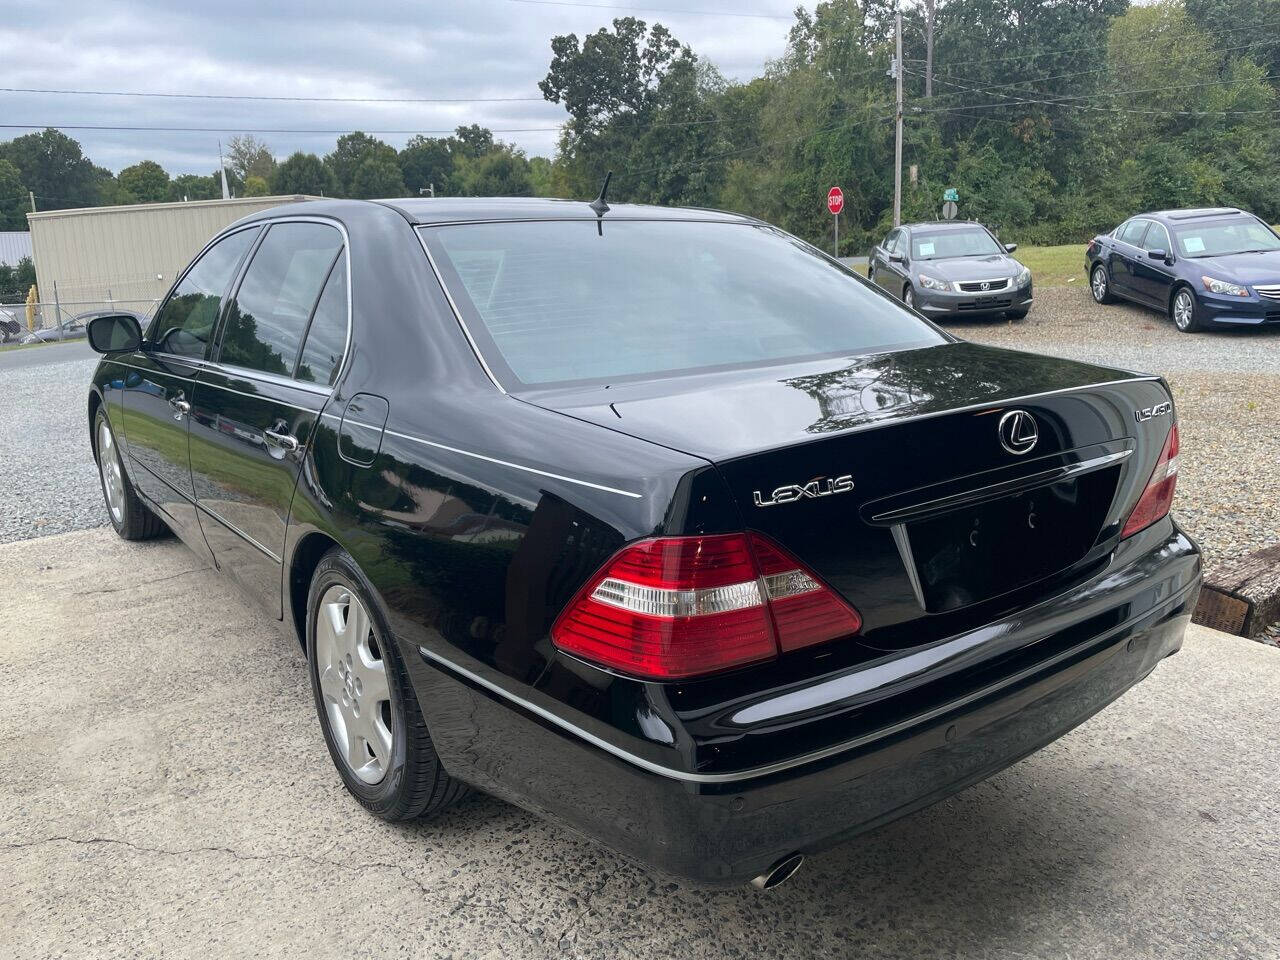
[
  {"xmin": 86, "ymin": 313, "xmax": 143, "ymax": 354},
  {"xmin": 1146, "ymin": 249, "xmax": 1169, "ymax": 261},
  {"xmin": 1004, "ymin": 243, "xmax": 1018, "ymax": 254},
  {"xmin": 889, "ymin": 253, "xmax": 907, "ymax": 265}
]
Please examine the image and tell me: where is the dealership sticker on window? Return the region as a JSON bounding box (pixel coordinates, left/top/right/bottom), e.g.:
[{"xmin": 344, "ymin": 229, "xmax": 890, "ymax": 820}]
[
  {"xmin": 1183, "ymin": 236, "xmax": 1206, "ymax": 253},
  {"xmin": 918, "ymin": 242, "xmax": 935, "ymax": 257}
]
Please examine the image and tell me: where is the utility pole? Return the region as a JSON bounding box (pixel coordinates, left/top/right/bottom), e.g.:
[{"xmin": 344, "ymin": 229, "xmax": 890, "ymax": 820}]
[
  {"xmin": 217, "ymin": 140, "xmax": 231, "ymax": 200},
  {"xmin": 893, "ymin": 10, "xmax": 904, "ymax": 227},
  {"xmin": 29, "ymin": 191, "xmax": 36, "ymax": 213},
  {"xmin": 924, "ymin": 0, "xmax": 936, "ymax": 98}
]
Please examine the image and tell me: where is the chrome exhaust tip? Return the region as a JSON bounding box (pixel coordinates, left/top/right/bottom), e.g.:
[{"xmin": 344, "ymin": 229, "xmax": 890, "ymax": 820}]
[{"xmin": 749, "ymin": 853, "xmax": 804, "ymax": 891}]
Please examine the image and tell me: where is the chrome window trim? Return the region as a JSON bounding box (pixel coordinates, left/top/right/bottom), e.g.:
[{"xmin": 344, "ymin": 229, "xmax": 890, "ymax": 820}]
[
  {"xmin": 104, "ymin": 359, "xmax": 325, "ymax": 414},
  {"xmin": 319, "ymin": 411, "xmax": 644, "ymax": 499}
]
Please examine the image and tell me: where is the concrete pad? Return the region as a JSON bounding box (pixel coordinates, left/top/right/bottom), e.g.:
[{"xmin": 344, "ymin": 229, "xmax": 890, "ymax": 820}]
[{"xmin": 2, "ymin": 527, "xmax": 1278, "ymax": 959}]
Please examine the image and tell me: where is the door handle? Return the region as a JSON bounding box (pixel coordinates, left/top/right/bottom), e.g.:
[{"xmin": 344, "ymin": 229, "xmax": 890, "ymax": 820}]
[
  {"xmin": 263, "ymin": 427, "xmax": 299, "ymax": 452},
  {"xmin": 168, "ymin": 394, "xmax": 190, "ymax": 420}
]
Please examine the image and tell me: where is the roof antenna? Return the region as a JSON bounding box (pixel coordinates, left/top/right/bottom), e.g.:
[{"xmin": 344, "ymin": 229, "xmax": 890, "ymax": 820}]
[{"xmin": 589, "ymin": 170, "xmax": 612, "ymax": 218}]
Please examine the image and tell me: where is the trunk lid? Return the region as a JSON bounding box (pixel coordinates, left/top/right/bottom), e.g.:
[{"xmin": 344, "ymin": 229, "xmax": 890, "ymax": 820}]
[{"xmin": 521, "ymin": 342, "xmax": 1176, "ymax": 650}]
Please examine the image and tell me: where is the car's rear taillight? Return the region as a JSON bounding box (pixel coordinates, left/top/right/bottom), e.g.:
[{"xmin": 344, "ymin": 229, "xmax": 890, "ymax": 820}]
[
  {"xmin": 1121, "ymin": 422, "xmax": 1179, "ymax": 538},
  {"xmin": 551, "ymin": 533, "xmax": 862, "ymax": 680}
]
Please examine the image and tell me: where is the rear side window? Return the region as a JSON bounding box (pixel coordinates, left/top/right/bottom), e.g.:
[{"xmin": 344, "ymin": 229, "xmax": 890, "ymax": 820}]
[
  {"xmin": 296, "ymin": 258, "xmax": 348, "ymax": 385},
  {"xmin": 219, "ymin": 222, "xmax": 343, "ymax": 376},
  {"xmin": 1117, "ymin": 220, "xmax": 1150, "ymax": 246},
  {"xmin": 421, "ymin": 220, "xmax": 946, "ymax": 388},
  {"xmin": 151, "ymin": 227, "xmax": 258, "ymax": 358}
]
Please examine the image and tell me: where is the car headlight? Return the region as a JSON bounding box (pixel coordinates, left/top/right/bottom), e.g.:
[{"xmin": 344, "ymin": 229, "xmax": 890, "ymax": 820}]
[
  {"xmin": 1016, "ymin": 265, "xmax": 1031, "ymax": 286},
  {"xmin": 1201, "ymin": 275, "xmax": 1249, "ymax": 297},
  {"xmin": 918, "ymin": 273, "xmax": 949, "ymax": 292}
]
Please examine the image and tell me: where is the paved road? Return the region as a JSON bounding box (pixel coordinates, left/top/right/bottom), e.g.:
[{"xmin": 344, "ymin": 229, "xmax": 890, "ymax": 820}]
[
  {"xmin": 0, "ymin": 338, "xmax": 94, "ymax": 372},
  {"xmin": 3, "ymin": 527, "xmax": 1277, "ymax": 960}
]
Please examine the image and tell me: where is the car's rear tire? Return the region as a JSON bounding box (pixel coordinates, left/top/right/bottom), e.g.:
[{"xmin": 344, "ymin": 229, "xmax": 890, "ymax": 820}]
[
  {"xmin": 94, "ymin": 408, "xmax": 166, "ymax": 541},
  {"xmin": 1090, "ymin": 264, "xmax": 1115, "ymax": 304},
  {"xmin": 306, "ymin": 547, "xmax": 467, "ymax": 821},
  {"xmin": 1171, "ymin": 286, "xmax": 1202, "ymax": 333}
]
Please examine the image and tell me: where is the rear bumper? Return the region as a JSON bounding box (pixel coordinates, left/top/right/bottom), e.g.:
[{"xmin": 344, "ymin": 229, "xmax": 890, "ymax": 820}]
[{"xmin": 412, "ymin": 522, "xmax": 1199, "ymax": 885}]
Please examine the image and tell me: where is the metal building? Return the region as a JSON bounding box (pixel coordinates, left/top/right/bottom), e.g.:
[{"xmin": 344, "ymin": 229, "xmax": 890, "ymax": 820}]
[
  {"xmin": 0, "ymin": 231, "xmax": 33, "ymax": 267},
  {"xmin": 26, "ymin": 195, "xmax": 315, "ymax": 319}
]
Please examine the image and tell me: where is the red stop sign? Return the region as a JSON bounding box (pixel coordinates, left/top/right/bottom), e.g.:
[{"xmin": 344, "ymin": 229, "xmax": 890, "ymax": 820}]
[{"xmin": 827, "ymin": 186, "xmax": 844, "ymax": 215}]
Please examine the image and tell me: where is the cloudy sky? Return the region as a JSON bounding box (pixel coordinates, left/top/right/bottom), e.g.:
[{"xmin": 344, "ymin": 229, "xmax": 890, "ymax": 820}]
[{"xmin": 3, "ymin": 0, "xmax": 811, "ymax": 176}]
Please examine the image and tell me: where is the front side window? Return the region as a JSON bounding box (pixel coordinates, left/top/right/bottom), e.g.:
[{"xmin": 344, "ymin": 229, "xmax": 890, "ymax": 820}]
[
  {"xmin": 219, "ymin": 222, "xmax": 343, "ymax": 376},
  {"xmin": 910, "ymin": 227, "xmax": 1002, "ymax": 260},
  {"xmin": 1173, "ymin": 217, "xmax": 1280, "ymax": 258},
  {"xmin": 421, "ymin": 219, "xmax": 947, "ymax": 388},
  {"xmin": 1141, "ymin": 223, "xmax": 1171, "ymax": 253},
  {"xmin": 150, "ymin": 228, "xmax": 258, "ymax": 358}
]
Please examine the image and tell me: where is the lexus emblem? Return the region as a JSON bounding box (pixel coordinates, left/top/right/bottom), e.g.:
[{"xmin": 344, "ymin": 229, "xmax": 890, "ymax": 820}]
[
  {"xmin": 980, "ymin": 281, "xmax": 991, "ymax": 291},
  {"xmin": 998, "ymin": 410, "xmax": 1038, "ymax": 455}
]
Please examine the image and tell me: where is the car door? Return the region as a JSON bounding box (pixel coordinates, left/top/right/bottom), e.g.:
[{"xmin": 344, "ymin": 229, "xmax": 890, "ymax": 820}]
[
  {"xmin": 188, "ymin": 219, "xmax": 347, "ymax": 615},
  {"xmin": 1107, "ymin": 219, "xmax": 1150, "ymax": 299},
  {"xmin": 870, "ymin": 229, "xmax": 898, "ymax": 287},
  {"xmin": 1132, "ymin": 220, "xmax": 1175, "ymax": 307},
  {"xmin": 118, "ymin": 226, "xmax": 260, "ymax": 547},
  {"xmin": 879, "ymin": 229, "xmax": 910, "ymax": 294}
]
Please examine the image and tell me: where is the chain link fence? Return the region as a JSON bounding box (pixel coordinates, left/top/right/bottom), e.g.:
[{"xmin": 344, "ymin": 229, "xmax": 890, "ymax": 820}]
[{"xmin": 1, "ymin": 273, "xmax": 165, "ymax": 345}]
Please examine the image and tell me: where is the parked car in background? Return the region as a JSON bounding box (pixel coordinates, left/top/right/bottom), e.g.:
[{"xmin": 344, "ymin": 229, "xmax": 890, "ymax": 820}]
[
  {"xmin": 869, "ymin": 220, "xmax": 1033, "ymax": 321},
  {"xmin": 85, "ymin": 198, "xmax": 1197, "ymax": 888},
  {"xmin": 21, "ymin": 318, "xmax": 86, "ymax": 343},
  {"xmin": 1086, "ymin": 207, "xmax": 1280, "ymax": 332},
  {"xmin": 0, "ymin": 307, "xmax": 22, "ymax": 343}
]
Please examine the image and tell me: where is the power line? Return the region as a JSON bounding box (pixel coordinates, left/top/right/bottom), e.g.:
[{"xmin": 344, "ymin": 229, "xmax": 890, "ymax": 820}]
[
  {"xmin": 0, "ymin": 123, "xmax": 565, "ymax": 135},
  {"xmin": 0, "ymin": 86, "xmax": 548, "ymax": 104},
  {"xmin": 505, "ymin": 0, "xmax": 794, "ymax": 19}
]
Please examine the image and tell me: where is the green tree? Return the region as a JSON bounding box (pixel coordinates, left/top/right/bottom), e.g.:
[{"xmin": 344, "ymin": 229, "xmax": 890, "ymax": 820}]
[
  {"xmin": 226, "ymin": 135, "xmax": 276, "ymax": 181},
  {"xmin": 270, "ymin": 151, "xmax": 338, "ymax": 196},
  {"xmin": 399, "ymin": 135, "xmax": 456, "ymax": 195},
  {"xmin": 0, "ymin": 256, "xmax": 36, "ymax": 299},
  {"xmin": 117, "ymin": 160, "xmax": 171, "ymax": 203},
  {"xmin": 168, "ymin": 173, "xmax": 221, "ymax": 202},
  {"xmin": 243, "ymin": 175, "xmax": 270, "ymax": 197},
  {"xmin": 453, "ymin": 147, "xmax": 534, "ymax": 196},
  {"xmin": 0, "ymin": 129, "xmax": 97, "ymax": 210},
  {"xmin": 325, "ymin": 132, "xmax": 398, "ymax": 196},
  {"xmin": 349, "ymin": 153, "xmax": 406, "ymax": 199},
  {"xmin": 0, "ymin": 159, "xmax": 26, "ymax": 230},
  {"xmin": 454, "ymin": 124, "xmax": 496, "ymax": 159}
]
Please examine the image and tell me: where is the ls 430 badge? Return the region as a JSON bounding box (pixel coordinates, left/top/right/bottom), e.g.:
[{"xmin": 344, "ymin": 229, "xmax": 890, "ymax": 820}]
[
  {"xmin": 1134, "ymin": 401, "xmax": 1172, "ymax": 423},
  {"xmin": 753, "ymin": 475, "xmax": 855, "ymax": 508}
]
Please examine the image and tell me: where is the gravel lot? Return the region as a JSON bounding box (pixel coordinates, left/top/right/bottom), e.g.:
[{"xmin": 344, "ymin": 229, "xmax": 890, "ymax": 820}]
[
  {"xmin": 952, "ymin": 285, "xmax": 1280, "ymax": 569},
  {"xmin": 3, "ymin": 287, "xmax": 1276, "ymax": 575},
  {"xmin": 4, "ymin": 528, "xmax": 1278, "ymax": 960},
  {"xmin": 0, "ymin": 343, "xmax": 103, "ymax": 544}
]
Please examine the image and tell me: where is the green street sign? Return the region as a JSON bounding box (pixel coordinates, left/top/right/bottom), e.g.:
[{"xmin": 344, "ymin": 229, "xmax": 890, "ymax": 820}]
[{"xmin": 943, "ymin": 188, "xmax": 959, "ymax": 202}]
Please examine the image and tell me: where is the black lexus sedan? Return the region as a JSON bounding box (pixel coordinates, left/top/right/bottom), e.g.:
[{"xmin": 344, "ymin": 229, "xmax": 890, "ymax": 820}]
[
  {"xmin": 1086, "ymin": 207, "xmax": 1280, "ymax": 332},
  {"xmin": 869, "ymin": 220, "xmax": 1033, "ymax": 319},
  {"xmin": 85, "ymin": 198, "xmax": 1199, "ymax": 888}
]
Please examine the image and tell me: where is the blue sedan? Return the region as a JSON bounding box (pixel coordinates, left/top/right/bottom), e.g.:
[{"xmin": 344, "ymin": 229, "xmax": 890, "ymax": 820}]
[{"xmin": 1085, "ymin": 207, "xmax": 1280, "ymax": 332}]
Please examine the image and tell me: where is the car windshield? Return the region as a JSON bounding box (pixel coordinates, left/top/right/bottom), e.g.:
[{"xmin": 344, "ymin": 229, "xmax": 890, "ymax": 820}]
[
  {"xmin": 1173, "ymin": 218, "xmax": 1280, "ymax": 258},
  {"xmin": 910, "ymin": 227, "xmax": 1002, "ymax": 260},
  {"xmin": 420, "ymin": 219, "xmax": 945, "ymax": 387}
]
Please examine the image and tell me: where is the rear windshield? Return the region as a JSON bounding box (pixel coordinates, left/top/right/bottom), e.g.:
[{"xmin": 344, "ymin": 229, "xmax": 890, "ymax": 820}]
[
  {"xmin": 420, "ymin": 219, "xmax": 945, "ymax": 387},
  {"xmin": 1172, "ymin": 217, "xmax": 1280, "ymax": 258},
  {"xmin": 911, "ymin": 227, "xmax": 1002, "ymax": 260}
]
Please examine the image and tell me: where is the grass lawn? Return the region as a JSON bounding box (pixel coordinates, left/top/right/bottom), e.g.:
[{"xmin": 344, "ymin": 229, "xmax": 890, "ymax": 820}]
[
  {"xmin": 1015, "ymin": 243, "xmax": 1087, "ymax": 288},
  {"xmin": 0, "ymin": 337, "xmax": 86, "ymax": 353}
]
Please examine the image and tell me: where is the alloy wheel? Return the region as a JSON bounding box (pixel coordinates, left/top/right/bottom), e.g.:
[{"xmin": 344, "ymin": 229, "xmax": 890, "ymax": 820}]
[
  {"xmin": 904, "ymin": 287, "xmax": 914, "ymax": 308},
  {"xmin": 315, "ymin": 585, "xmax": 393, "ymax": 784},
  {"xmin": 97, "ymin": 419, "xmax": 125, "ymax": 526},
  {"xmin": 1173, "ymin": 290, "xmax": 1195, "ymax": 330},
  {"xmin": 1092, "ymin": 268, "xmax": 1108, "ymax": 302}
]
